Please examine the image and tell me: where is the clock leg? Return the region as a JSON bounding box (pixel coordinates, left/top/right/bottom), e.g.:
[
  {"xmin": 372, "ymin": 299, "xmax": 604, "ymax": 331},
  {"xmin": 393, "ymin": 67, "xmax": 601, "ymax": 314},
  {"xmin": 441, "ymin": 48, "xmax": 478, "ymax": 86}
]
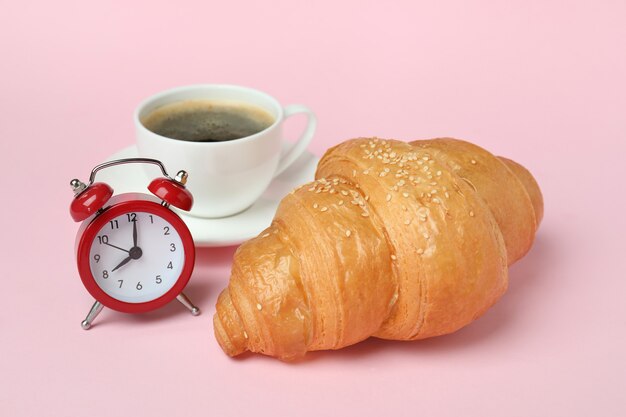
[
  {"xmin": 176, "ymin": 293, "xmax": 201, "ymax": 316},
  {"xmin": 81, "ymin": 301, "xmax": 104, "ymax": 330}
]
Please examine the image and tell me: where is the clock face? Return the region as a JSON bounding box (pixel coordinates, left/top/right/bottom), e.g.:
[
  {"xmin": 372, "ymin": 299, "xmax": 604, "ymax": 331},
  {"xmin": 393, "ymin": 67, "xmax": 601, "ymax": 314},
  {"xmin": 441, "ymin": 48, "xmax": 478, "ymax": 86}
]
[{"xmin": 88, "ymin": 211, "xmax": 185, "ymax": 303}]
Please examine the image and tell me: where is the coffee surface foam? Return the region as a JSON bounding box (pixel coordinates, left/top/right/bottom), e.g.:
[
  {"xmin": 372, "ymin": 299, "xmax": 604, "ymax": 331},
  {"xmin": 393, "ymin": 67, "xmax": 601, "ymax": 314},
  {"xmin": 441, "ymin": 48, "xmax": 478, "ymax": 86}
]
[{"xmin": 142, "ymin": 99, "xmax": 275, "ymax": 142}]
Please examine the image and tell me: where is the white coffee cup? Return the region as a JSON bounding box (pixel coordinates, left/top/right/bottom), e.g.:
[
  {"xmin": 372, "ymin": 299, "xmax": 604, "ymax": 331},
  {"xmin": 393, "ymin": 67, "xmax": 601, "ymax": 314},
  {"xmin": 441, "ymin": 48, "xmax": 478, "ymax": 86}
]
[{"xmin": 134, "ymin": 84, "xmax": 316, "ymax": 218}]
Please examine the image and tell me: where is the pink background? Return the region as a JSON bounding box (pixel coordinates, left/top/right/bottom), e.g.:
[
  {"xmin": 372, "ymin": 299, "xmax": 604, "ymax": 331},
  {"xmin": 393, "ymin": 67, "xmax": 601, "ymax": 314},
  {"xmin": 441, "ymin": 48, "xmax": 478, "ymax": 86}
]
[{"xmin": 1, "ymin": 1, "xmax": 625, "ymax": 416}]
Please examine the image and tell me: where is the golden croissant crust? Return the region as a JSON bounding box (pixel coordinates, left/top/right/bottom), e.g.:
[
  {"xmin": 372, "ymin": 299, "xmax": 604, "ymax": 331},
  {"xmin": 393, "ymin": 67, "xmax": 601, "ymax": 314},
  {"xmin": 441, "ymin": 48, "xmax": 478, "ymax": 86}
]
[{"xmin": 214, "ymin": 138, "xmax": 543, "ymax": 360}]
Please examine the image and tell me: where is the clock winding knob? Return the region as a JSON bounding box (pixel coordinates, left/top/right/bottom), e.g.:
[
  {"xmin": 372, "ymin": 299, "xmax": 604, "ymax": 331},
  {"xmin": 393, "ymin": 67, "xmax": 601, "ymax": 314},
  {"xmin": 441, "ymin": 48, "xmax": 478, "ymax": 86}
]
[
  {"xmin": 175, "ymin": 170, "xmax": 188, "ymax": 185},
  {"xmin": 70, "ymin": 179, "xmax": 87, "ymax": 195}
]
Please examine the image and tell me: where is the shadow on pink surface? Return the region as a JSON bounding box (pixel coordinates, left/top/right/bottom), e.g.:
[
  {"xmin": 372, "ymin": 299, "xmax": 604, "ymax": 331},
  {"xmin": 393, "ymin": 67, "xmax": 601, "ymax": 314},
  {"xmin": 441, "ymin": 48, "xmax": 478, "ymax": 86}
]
[
  {"xmin": 228, "ymin": 234, "xmax": 552, "ymax": 364},
  {"xmin": 195, "ymin": 244, "xmax": 239, "ymax": 267},
  {"xmin": 94, "ymin": 234, "xmax": 550, "ymax": 357},
  {"xmin": 83, "ymin": 245, "xmax": 239, "ymax": 328}
]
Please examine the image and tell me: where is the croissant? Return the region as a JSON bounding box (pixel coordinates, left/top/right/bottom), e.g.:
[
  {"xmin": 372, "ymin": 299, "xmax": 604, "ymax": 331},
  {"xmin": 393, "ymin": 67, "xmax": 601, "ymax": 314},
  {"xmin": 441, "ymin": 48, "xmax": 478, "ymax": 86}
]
[{"xmin": 214, "ymin": 138, "xmax": 543, "ymax": 360}]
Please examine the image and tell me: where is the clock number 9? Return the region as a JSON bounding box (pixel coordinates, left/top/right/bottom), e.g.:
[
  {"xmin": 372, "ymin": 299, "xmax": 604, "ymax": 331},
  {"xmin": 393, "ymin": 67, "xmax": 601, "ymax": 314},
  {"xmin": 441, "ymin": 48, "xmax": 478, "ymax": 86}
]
[{"xmin": 94, "ymin": 254, "xmax": 100, "ymax": 263}]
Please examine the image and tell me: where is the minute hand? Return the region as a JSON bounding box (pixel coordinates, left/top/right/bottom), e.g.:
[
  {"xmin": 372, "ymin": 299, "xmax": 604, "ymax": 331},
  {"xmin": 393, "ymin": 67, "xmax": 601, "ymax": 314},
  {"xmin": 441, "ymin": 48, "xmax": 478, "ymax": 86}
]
[
  {"xmin": 133, "ymin": 219, "xmax": 137, "ymax": 247},
  {"xmin": 104, "ymin": 242, "xmax": 129, "ymax": 253}
]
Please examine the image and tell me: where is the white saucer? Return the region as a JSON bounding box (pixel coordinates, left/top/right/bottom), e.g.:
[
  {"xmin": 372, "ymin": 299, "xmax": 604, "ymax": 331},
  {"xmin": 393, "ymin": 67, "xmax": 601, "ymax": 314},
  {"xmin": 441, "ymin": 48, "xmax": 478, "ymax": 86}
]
[{"xmin": 101, "ymin": 144, "xmax": 319, "ymax": 247}]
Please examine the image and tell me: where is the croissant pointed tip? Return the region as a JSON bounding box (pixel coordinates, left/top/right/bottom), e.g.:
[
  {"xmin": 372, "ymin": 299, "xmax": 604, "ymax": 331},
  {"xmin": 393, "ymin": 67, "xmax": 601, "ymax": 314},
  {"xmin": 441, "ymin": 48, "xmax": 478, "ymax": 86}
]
[
  {"xmin": 214, "ymin": 289, "xmax": 248, "ymax": 357},
  {"xmin": 498, "ymin": 156, "xmax": 544, "ymax": 229},
  {"xmin": 213, "ymin": 315, "xmax": 240, "ymax": 357}
]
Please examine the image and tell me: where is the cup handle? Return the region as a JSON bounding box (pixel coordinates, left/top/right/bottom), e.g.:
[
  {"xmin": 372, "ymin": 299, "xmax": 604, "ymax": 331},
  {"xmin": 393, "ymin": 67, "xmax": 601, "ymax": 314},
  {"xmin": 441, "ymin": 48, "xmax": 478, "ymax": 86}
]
[{"xmin": 274, "ymin": 104, "xmax": 317, "ymax": 177}]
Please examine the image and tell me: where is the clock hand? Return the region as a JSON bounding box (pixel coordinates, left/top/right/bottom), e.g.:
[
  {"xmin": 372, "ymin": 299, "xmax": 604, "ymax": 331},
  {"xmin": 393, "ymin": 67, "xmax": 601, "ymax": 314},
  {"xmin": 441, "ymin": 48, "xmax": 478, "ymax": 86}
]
[
  {"xmin": 111, "ymin": 255, "xmax": 132, "ymax": 272},
  {"xmin": 104, "ymin": 242, "xmax": 130, "ymax": 253},
  {"xmin": 132, "ymin": 219, "xmax": 138, "ymax": 248},
  {"xmin": 111, "ymin": 246, "xmax": 143, "ymax": 273}
]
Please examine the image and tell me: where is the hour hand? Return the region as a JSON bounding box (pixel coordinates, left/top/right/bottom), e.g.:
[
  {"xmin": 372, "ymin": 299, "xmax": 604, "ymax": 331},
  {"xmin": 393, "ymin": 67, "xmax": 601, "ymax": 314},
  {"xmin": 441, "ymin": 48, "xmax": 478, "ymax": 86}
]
[{"xmin": 111, "ymin": 255, "xmax": 132, "ymax": 272}]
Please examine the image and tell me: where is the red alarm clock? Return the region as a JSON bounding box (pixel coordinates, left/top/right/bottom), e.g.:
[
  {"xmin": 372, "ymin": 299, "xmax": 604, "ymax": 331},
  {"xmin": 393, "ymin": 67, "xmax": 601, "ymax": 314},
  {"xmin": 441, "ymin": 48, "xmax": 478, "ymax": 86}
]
[{"xmin": 70, "ymin": 158, "xmax": 200, "ymax": 329}]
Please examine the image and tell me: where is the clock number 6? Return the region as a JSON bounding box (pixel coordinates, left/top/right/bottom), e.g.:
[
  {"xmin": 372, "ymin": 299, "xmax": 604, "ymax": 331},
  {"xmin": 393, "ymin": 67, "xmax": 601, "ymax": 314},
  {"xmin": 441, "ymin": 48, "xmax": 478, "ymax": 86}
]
[{"xmin": 136, "ymin": 282, "xmax": 143, "ymax": 290}]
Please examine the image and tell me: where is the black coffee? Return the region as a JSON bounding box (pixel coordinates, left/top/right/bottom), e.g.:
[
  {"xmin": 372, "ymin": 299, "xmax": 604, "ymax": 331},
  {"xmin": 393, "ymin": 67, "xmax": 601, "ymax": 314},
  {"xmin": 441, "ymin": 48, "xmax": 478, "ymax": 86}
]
[{"xmin": 141, "ymin": 100, "xmax": 275, "ymax": 142}]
